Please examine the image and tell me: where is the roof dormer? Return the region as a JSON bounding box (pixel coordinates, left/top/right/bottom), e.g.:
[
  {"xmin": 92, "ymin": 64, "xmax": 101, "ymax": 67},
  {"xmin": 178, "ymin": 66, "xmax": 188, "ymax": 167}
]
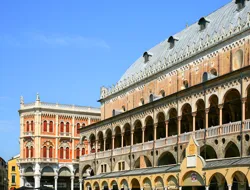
[
  {"xmin": 143, "ymin": 52, "xmax": 153, "ymax": 63},
  {"xmin": 198, "ymin": 17, "xmax": 210, "ymax": 31},
  {"xmin": 168, "ymin": 36, "xmax": 178, "ymax": 49},
  {"xmin": 235, "ymin": 0, "xmax": 245, "ymax": 11}
]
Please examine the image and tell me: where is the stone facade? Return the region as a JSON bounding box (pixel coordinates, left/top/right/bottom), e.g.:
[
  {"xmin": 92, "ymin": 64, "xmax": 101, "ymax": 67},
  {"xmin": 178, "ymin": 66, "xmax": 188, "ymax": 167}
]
[
  {"xmin": 80, "ymin": 1, "xmax": 250, "ymax": 190},
  {"xmin": 18, "ymin": 94, "xmax": 101, "ymax": 190}
]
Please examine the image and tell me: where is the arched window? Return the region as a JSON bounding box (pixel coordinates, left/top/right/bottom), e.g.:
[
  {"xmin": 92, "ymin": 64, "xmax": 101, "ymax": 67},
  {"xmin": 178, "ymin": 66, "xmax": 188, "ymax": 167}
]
[
  {"xmin": 49, "ymin": 147, "xmax": 53, "ymax": 158},
  {"xmin": 182, "ymin": 80, "xmax": 189, "ymax": 89},
  {"xmin": 60, "ymin": 122, "xmax": 64, "ymax": 133},
  {"xmin": 82, "ymin": 148, "xmax": 85, "ymax": 156},
  {"xmin": 66, "ymin": 147, "xmax": 69, "ymax": 159},
  {"xmin": 31, "ymin": 121, "xmax": 34, "ymax": 132},
  {"xmin": 26, "ymin": 147, "xmax": 29, "ymax": 158},
  {"xmin": 26, "ymin": 122, "xmax": 29, "ymax": 132},
  {"xmin": 49, "ymin": 121, "xmax": 53, "ymax": 132},
  {"xmin": 77, "ymin": 123, "xmax": 80, "ymax": 134},
  {"xmin": 112, "ymin": 109, "xmax": 116, "ymax": 117},
  {"xmin": 149, "ymin": 94, "xmax": 154, "ymax": 103},
  {"xmin": 140, "ymin": 98, "xmax": 145, "ymax": 105},
  {"xmin": 160, "ymin": 90, "xmax": 165, "ymax": 97},
  {"xmin": 76, "ymin": 148, "xmax": 80, "ymax": 159},
  {"xmin": 30, "ymin": 147, "xmax": 33, "ymax": 158},
  {"xmin": 122, "ymin": 106, "xmax": 126, "ymax": 112},
  {"xmin": 202, "ymin": 72, "xmax": 208, "ymax": 82},
  {"xmin": 43, "ymin": 121, "xmax": 47, "ymax": 132},
  {"xmin": 82, "ymin": 123, "xmax": 86, "ymax": 127},
  {"xmin": 43, "ymin": 146, "xmax": 47, "ymax": 158},
  {"xmin": 66, "ymin": 122, "xmax": 70, "ymax": 133},
  {"xmin": 210, "ymin": 68, "xmax": 218, "ymax": 77},
  {"xmin": 60, "ymin": 147, "xmax": 64, "ymax": 159}
]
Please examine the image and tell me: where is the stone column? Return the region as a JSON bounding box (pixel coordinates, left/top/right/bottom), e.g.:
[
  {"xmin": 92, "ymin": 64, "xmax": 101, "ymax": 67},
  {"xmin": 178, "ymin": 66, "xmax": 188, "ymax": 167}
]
[
  {"xmin": 164, "ymin": 187, "xmax": 168, "ymax": 190},
  {"xmin": 142, "ymin": 127, "xmax": 145, "ymax": 143},
  {"xmin": 205, "ymin": 108, "xmax": 209, "ymax": 129},
  {"xmin": 71, "ymin": 176, "xmax": 74, "ymax": 190},
  {"xmin": 178, "ymin": 117, "xmax": 182, "ymax": 135},
  {"xmin": 154, "ymin": 124, "xmax": 157, "ymax": 141},
  {"xmin": 55, "ymin": 115, "xmax": 58, "ymax": 159},
  {"xmin": 218, "ymin": 104, "xmax": 223, "ymax": 134},
  {"xmin": 205, "ymin": 186, "xmax": 209, "ymax": 190},
  {"xmin": 54, "ymin": 176, "xmax": 58, "ymax": 190},
  {"xmin": 179, "ymin": 187, "xmax": 182, "ymax": 190},
  {"xmin": 20, "ymin": 176, "xmax": 25, "ymax": 187},
  {"xmin": 79, "ymin": 179, "xmax": 83, "ymax": 190},
  {"xmin": 34, "ymin": 175, "xmax": 41, "ymax": 188},
  {"xmin": 192, "ymin": 112, "xmax": 197, "ymax": 132},
  {"xmin": 228, "ymin": 184, "xmax": 232, "ymax": 190},
  {"xmin": 165, "ymin": 121, "xmax": 169, "ymax": 137},
  {"xmin": 95, "ymin": 140, "xmax": 98, "ymax": 152},
  {"xmin": 104, "ymin": 138, "xmax": 106, "ymax": 151},
  {"xmin": 242, "ymin": 98, "xmax": 246, "ymax": 129},
  {"xmin": 131, "ymin": 130, "xmax": 134, "ymax": 145},
  {"xmin": 121, "ymin": 133, "xmax": 124, "ymax": 148},
  {"xmin": 112, "ymin": 135, "xmax": 115, "ymax": 150}
]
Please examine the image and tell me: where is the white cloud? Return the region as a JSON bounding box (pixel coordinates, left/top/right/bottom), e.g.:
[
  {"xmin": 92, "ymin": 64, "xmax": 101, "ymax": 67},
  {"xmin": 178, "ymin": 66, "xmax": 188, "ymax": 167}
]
[{"xmin": 0, "ymin": 32, "xmax": 110, "ymax": 49}]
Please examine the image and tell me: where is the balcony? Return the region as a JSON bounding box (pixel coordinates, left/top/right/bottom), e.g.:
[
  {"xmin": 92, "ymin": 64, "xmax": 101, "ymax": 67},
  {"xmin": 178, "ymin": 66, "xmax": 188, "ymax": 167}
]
[
  {"xmin": 80, "ymin": 120, "xmax": 249, "ymax": 161},
  {"xmin": 17, "ymin": 158, "xmax": 36, "ymax": 163},
  {"xmin": 38, "ymin": 158, "xmax": 58, "ymax": 163},
  {"xmin": 23, "ymin": 131, "xmax": 34, "ymax": 140},
  {"xmin": 59, "ymin": 132, "xmax": 72, "ymax": 141}
]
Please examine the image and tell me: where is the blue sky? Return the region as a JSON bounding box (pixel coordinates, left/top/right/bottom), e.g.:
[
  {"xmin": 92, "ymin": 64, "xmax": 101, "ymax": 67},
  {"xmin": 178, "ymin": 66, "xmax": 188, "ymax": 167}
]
[{"xmin": 0, "ymin": 0, "xmax": 230, "ymax": 161}]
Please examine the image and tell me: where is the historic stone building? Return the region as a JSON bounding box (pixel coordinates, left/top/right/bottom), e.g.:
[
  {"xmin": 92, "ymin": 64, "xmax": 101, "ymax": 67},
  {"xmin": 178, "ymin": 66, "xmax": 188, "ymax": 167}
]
[
  {"xmin": 18, "ymin": 94, "xmax": 101, "ymax": 190},
  {"xmin": 79, "ymin": 1, "xmax": 250, "ymax": 190},
  {"xmin": 8, "ymin": 154, "xmax": 20, "ymax": 189}
]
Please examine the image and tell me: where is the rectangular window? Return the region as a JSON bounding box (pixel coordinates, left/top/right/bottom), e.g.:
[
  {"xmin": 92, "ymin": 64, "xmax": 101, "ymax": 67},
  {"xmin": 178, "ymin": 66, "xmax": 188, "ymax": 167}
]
[
  {"xmin": 122, "ymin": 162, "xmax": 125, "ymax": 170},
  {"xmin": 12, "ymin": 175, "xmax": 16, "ymax": 184},
  {"xmin": 101, "ymin": 165, "xmax": 103, "ymax": 173},
  {"xmin": 12, "ymin": 166, "xmax": 15, "ymax": 172},
  {"xmin": 118, "ymin": 162, "xmax": 121, "ymax": 171},
  {"xmin": 104, "ymin": 164, "xmax": 107, "ymax": 173}
]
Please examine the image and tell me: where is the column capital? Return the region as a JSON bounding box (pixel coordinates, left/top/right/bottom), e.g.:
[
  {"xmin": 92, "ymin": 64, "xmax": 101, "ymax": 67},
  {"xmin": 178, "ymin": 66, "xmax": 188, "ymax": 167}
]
[
  {"xmin": 142, "ymin": 127, "xmax": 145, "ymax": 131},
  {"xmin": 205, "ymin": 108, "xmax": 210, "ymax": 114},
  {"xmin": 218, "ymin": 104, "xmax": 224, "ymax": 109},
  {"xmin": 165, "ymin": 120, "xmax": 169, "ymax": 125},
  {"xmin": 192, "ymin": 112, "xmax": 197, "ymax": 117},
  {"xmin": 71, "ymin": 176, "xmax": 74, "ymax": 180},
  {"xmin": 178, "ymin": 116, "xmax": 182, "ymax": 121},
  {"xmin": 112, "ymin": 135, "xmax": 115, "ymax": 139},
  {"xmin": 79, "ymin": 179, "xmax": 83, "ymax": 183},
  {"xmin": 242, "ymin": 97, "xmax": 247, "ymax": 103},
  {"xmin": 154, "ymin": 123, "xmax": 158, "ymax": 128},
  {"xmin": 54, "ymin": 176, "xmax": 58, "ymax": 180}
]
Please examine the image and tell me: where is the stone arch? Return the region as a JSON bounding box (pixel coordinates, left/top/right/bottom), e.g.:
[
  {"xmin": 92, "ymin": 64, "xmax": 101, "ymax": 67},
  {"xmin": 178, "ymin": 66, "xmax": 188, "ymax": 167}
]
[
  {"xmin": 232, "ymin": 49, "xmax": 244, "ymax": 71},
  {"xmin": 105, "ymin": 128, "xmax": 112, "ymax": 150},
  {"xmin": 134, "ymin": 155, "xmax": 152, "ymax": 169},
  {"xmin": 225, "ymin": 141, "xmax": 240, "ymax": 158},
  {"xmin": 41, "ymin": 166, "xmax": 54, "ymax": 177},
  {"xmin": 134, "ymin": 120, "xmax": 142, "ymax": 144},
  {"xmin": 101, "ymin": 181, "xmax": 109, "ymax": 190},
  {"xmin": 167, "ymin": 108, "xmax": 178, "ymax": 136},
  {"xmin": 208, "ymin": 172, "xmax": 228, "ymax": 189},
  {"xmin": 166, "ymin": 175, "xmax": 178, "ymax": 189},
  {"xmin": 210, "ymin": 68, "xmax": 218, "ymax": 77},
  {"xmin": 145, "ymin": 115, "xmax": 154, "ymax": 142},
  {"xmin": 208, "ymin": 94, "xmax": 220, "ymax": 127},
  {"xmin": 120, "ymin": 179, "xmax": 129, "ymax": 190},
  {"xmin": 114, "ymin": 126, "xmax": 122, "ymax": 149},
  {"xmin": 58, "ymin": 166, "xmax": 72, "ymax": 177},
  {"xmin": 154, "ymin": 176, "xmax": 164, "ymax": 190},
  {"xmin": 89, "ymin": 133, "xmax": 96, "ymax": 153},
  {"xmin": 195, "ymin": 99, "xmax": 205, "ymax": 130},
  {"xmin": 93, "ymin": 181, "xmax": 100, "ymax": 190},
  {"xmin": 97, "ymin": 131, "xmax": 104, "ymax": 151},
  {"xmin": 123, "ymin": 123, "xmax": 131, "ymax": 146},
  {"xmin": 158, "ymin": 151, "xmax": 176, "ymax": 166},
  {"xmin": 231, "ymin": 171, "xmax": 249, "ymax": 190},
  {"xmin": 156, "ymin": 112, "xmax": 166, "ymax": 139},
  {"xmin": 181, "ymin": 103, "xmax": 193, "ymax": 133},
  {"xmin": 110, "ymin": 180, "xmax": 118, "ymax": 190},
  {"xmin": 85, "ymin": 182, "xmax": 91, "ymax": 190},
  {"xmin": 200, "ymin": 144, "xmax": 217, "ymax": 160},
  {"xmin": 142, "ymin": 177, "xmax": 152, "ymax": 190},
  {"xmin": 222, "ymin": 88, "xmax": 242, "ymax": 124},
  {"xmin": 82, "ymin": 164, "xmax": 94, "ymax": 177},
  {"xmin": 182, "ymin": 171, "xmax": 205, "ymax": 186},
  {"xmin": 24, "ymin": 167, "xmax": 34, "ymax": 176},
  {"xmin": 130, "ymin": 178, "xmax": 140, "ymax": 190},
  {"xmin": 80, "ymin": 135, "xmax": 87, "ymax": 144},
  {"xmin": 74, "ymin": 168, "xmax": 79, "ymax": 178}
]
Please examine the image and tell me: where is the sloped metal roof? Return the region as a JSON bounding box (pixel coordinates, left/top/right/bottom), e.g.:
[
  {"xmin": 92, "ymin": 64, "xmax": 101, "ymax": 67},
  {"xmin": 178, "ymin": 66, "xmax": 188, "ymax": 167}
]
[
  {"xmin": 204, "ymin": 157, "xmax": 250, "ymax": 169},
  {"xmin": 119, "ymin": 1, "xmax": 250, "ymax": 82}
]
